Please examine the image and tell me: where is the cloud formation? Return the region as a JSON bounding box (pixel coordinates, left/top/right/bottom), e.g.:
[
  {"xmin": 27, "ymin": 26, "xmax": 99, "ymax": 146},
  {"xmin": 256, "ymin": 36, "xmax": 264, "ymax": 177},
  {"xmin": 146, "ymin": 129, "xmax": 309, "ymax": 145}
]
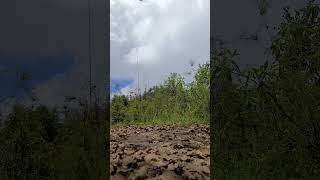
[
  {"xmin": 111, "ymin": 0, "xmax": 210, "ymax": 95},
  {"xmin": 0, "ymin": 55, "xmax": 74, "ymax": 98},
  {"xmin": 0, "ymin": 0, "xmax": 108, "ymax": 107}
]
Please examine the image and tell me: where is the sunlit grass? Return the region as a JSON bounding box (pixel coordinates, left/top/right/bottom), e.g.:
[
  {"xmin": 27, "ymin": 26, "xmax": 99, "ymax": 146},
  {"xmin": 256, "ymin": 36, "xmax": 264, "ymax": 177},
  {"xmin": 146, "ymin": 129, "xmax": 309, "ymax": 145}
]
[{"xmin": 111, "ymin": 113, "xmax": 208, "ymax": 128}]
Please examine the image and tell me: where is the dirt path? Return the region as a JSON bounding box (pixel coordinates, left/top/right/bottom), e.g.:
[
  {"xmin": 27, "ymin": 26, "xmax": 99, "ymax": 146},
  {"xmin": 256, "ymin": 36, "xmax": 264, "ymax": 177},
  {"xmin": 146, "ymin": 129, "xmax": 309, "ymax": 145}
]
[{"xmin": 110, "ymin": 124, "xmax": 210, "ymax": 180}]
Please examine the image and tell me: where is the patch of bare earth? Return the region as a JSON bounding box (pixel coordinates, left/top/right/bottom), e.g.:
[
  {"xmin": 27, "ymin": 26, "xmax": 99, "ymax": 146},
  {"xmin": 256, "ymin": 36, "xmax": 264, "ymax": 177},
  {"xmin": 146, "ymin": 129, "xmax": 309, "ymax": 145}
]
[{"xmin": 110, "ymin": 124, "xmax": 210, "ymax": 180}]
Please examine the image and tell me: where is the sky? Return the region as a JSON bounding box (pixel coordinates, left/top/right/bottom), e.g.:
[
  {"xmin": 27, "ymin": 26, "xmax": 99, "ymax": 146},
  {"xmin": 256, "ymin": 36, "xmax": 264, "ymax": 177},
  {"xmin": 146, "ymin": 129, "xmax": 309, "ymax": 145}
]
[
  {"xmin": 110, "ymin": 0, "xmax": 210, "ymax": 97},
  {"xmin": 0, "ymin": 54, "xmax": 74, "ymax": 98},
  {"xmin": 0, "ymin": 0, "xmax": 315, "ymax": 107},
  {"xmin": 0, "ymin": 0, "xmax": 108, "ymax": 107},
  {"xmin": 110, "ymin": 0, "xmax": 310, "ymax": 98},
  {"xmin": 211, "ymin": 0, "xmax": 312, "ymax": 68}
]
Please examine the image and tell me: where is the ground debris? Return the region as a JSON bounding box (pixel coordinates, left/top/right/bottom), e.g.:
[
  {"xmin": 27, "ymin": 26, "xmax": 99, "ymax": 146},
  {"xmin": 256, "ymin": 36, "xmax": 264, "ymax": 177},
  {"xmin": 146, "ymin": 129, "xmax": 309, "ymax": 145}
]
[{"xmin": 110, "ymin": 124, "xmax": 210, "ymax": 180}]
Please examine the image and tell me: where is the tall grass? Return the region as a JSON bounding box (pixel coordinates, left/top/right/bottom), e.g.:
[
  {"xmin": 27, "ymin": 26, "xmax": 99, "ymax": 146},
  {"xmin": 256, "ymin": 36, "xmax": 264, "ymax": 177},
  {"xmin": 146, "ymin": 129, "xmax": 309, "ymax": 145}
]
[{"xmin": 111, "ymin": 63, "xmax": 210, "ymax": 126}]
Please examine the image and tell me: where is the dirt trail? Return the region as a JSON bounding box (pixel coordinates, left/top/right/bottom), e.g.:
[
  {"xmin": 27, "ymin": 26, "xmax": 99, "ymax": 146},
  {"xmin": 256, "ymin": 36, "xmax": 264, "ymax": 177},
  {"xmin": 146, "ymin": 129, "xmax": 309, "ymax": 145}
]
[{"xmin": 110, "ymin": 124, "xmax": 210, "ymax": 180}]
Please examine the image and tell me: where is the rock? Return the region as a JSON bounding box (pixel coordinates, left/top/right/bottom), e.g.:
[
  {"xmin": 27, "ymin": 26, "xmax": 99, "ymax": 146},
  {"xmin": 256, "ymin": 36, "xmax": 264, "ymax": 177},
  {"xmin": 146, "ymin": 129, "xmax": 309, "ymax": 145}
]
[
  {"xmin": 155, "ymin": 170, "xmax": 182, "ymax": 180},
  {"xmin": 111, "ymin": 174, "xmax": 126, "ymax": 180},
  {"xmin": 144, "ymin": 154, "xmax": 167, "ymax": 167},
  {"xmin": 110, "ymin": 124, "xmax": 210, "ymax": 179}
]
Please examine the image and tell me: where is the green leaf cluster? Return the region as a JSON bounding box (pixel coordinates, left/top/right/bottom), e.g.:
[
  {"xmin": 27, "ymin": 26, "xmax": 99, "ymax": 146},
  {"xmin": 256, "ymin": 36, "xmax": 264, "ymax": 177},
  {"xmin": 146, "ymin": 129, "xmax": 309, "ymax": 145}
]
[
  {"xmin": 212, "ymin": 1, "xmax": 320, "ymax": 179},
  {"xmin": 111, "ymin": 63, "xmax": 210, "ymax": 124}
]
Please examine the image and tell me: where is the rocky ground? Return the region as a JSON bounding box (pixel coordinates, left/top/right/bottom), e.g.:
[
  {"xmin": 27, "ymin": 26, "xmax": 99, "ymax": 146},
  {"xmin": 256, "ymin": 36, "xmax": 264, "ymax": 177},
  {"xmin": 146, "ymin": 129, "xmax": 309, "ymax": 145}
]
[{"xmin": 110, "ymin": 124, "xmax": 210, "ymax": 180}]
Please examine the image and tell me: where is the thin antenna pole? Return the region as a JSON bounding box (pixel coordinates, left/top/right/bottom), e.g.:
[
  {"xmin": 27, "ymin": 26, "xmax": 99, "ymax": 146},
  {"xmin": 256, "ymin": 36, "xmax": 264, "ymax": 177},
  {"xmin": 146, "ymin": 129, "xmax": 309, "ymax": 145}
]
[
  {"xmin": 88, "ymin": 0, "xmax": 92, "ymax": 108},
  {"xmin": 136, "ymin": 48, "xmax": 142, "ymax": 121},
  {"xmin": 83, "ymin": 0, "xmax": 92, "ymax": 158},
  {"xmin": 136, "ymin": 48, "xmax": 140, "ymax": 97}
]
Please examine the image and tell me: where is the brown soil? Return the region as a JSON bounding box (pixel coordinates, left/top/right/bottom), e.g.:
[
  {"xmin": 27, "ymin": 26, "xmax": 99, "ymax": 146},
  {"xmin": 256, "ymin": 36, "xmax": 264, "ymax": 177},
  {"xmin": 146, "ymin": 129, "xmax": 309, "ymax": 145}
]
[{"xmin": 110, "ymin": 124, "xmax": 210, "ymax": 180}]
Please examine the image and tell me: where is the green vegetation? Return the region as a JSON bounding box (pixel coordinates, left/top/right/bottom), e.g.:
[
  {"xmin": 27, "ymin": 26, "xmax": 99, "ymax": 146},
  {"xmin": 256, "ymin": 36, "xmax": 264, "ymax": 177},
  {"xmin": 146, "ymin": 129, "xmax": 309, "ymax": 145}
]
[
  {"xmin": 212, "ymin": 1, "xmax": 320, "ymax": 179},
  {"xmin": 0, "ymin": 93, "xmax": 108, "ymax": 179},
  {"xmin": 111, "ymin": 63, "xmax": 210, "ymax": 126}
]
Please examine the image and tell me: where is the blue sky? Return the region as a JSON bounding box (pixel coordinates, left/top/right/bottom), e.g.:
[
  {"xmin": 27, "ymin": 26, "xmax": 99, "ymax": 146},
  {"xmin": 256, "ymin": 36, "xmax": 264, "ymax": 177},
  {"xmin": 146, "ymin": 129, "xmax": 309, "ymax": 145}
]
[
  {"xmin": 0, "ymin": 0, "xmax": 108, "ymax": 107},
  {"xmin": 110, "ymin": 79, "xmax": 133, "ymax": 94},
  {"xmin": 0, "ymin": 53, "xmax": 132, "ymax": 101},
  {"xmin": 0, "ymin": 54, "xmax": 74, "ymax": 99}
]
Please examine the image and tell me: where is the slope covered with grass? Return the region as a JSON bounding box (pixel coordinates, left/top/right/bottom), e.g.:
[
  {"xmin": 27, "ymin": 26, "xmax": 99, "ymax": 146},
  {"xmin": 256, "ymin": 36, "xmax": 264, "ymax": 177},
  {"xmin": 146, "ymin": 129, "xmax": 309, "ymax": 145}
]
[{"xmin": 111, "ymin": 63, "xmax": 210, "ymax": 126}]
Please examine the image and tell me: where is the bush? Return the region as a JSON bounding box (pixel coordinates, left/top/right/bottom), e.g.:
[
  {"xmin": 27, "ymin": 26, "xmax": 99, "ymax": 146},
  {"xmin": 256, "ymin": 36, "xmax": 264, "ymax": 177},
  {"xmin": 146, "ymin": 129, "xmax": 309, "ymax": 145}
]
[{"xmin": 212, "ymin": 1, "xmax": 320, "ymax": 178}]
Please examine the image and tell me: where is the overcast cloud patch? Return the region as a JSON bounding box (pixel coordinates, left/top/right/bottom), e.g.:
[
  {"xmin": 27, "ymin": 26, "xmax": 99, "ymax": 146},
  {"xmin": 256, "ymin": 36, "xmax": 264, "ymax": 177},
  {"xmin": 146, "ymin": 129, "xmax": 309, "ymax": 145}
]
[
  {"xmin": 0, "ymin": 54, "xmax": 74, "ymax": 98},
  {"xmin": 111, "ymin": 0, "xmax": 210, "ymax": 95}
]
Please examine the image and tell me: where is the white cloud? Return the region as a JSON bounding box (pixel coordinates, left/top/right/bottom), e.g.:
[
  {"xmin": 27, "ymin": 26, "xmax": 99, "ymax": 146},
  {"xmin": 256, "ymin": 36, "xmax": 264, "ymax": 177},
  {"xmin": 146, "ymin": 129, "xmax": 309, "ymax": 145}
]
[
  {"xmin": 119, "ymin": 85, "xmax": 132, "ymax": 96},
  {"xmin": 125, "ymin": 45, "xmax": 157, "ymax": 65},
  {"xmin": 111, "ymin": 0, "xmax": 210, "ymax": 91},
  {"xmin": 110, "ymin": 84, "xmax": 133, "ymax": 99}
]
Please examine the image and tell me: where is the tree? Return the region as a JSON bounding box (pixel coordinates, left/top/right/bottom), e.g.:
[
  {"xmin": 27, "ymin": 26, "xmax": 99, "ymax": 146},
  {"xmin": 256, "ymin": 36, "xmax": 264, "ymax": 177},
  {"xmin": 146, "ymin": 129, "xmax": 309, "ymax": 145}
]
[
  {"xmin": 212, "ymin": 1, "xmax": 320, "ymax": 178},
  {"xmin": 111, "ymin": 95, "xmax": 128, "ymax": 122}
]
